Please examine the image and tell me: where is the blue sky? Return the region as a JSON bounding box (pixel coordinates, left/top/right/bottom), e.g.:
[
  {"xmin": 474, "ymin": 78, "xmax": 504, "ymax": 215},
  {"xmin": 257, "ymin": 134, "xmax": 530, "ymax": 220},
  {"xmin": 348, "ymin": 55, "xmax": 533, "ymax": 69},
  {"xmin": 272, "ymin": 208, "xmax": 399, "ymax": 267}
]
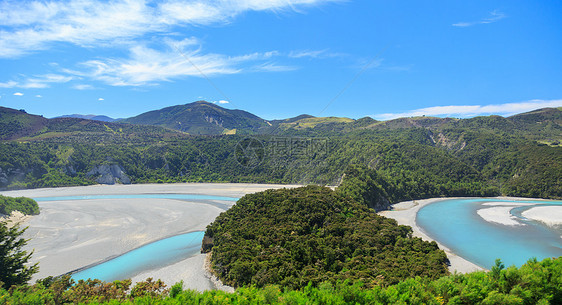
[{"xmin": 1, "ymin": 0, "xmax": 561, "ymax": 120}]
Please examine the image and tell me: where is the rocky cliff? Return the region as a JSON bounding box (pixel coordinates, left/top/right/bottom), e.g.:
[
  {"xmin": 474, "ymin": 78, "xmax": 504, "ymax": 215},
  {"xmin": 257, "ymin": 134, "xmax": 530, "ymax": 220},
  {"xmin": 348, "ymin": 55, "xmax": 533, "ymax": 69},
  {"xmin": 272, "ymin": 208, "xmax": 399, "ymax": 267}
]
[{"xmin": 86, "ymin": 164, "xmax": 131, "ymax": 185}]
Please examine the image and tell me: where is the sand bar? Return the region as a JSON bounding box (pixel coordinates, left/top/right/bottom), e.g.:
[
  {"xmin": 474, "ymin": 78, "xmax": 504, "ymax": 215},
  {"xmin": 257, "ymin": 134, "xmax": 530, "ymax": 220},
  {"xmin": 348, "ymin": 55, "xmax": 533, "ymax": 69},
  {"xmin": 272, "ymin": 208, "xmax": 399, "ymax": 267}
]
[
  {"xmin": 522, "ymin": 206, "xmax": 562, "ymax": 227},
  {"xmin": 476, "ymin": 206, "xmax": 525, "ymax": 226},
  {"xmin": 1, "ymin": 183, "xmax": 299, "ymax": 288},
  {"xmin": 481, "ymin": 202, "xmax": 535, "ymax": 206}
]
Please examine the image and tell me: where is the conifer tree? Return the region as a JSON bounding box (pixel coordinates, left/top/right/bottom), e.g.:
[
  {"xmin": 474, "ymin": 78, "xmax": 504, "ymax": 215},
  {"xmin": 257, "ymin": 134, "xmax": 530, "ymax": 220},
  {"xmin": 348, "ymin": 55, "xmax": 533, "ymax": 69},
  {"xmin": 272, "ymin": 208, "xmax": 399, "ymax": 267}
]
[{"xmin": 0, "ymin": 222, "xmax": 38, "ymax": 287}]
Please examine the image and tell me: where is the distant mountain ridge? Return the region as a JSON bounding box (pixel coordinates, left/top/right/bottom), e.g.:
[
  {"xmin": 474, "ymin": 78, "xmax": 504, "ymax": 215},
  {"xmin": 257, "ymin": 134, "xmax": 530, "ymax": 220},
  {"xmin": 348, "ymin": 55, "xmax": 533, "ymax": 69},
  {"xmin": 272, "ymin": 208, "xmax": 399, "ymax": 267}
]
[
  {"xmin": 4, "ymin": 102, "xmax": 562, "ymax": 142},
  {"xmin": 120, "ymin": 101, "xmax": 271, "ymax": 135},
  {"xmin": 1, "ymin": 104, "xmax": 560, "ymax": 201},
  {"xmin": 0, "ymin": 106, "xmax": 183, "ymax": 142},
  {"xmin": 118, "ymin": 101, "xmax": 562, "ymax": 140},
  {"xmin": 54, "ymin": 114, "xmax": 117, "ymax": 122}
]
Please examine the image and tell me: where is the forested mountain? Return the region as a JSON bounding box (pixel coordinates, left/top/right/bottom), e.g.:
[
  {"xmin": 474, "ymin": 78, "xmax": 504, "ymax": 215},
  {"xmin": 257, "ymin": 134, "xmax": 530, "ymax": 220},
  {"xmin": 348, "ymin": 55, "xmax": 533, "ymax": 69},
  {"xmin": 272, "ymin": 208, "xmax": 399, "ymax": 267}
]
[
  {"xmin": 0, "ymin": 107, "xmax": 186, "ymax": 142},
  {"xmin": 54, "ymin": 114, "xmax": 117, "ymax": 122},
  {"xmin": 7, "ymin": 103, "xmax": 562, "ymax": 141},
  {"xmin": 0, "ymin": 107, "xmax": 48, "ymax": 141},
  {"xmin": 0, "ymin": 105, "xmax": 560, "ymax": 199},
  {"xmin": 120, "ymin": 101, "xmax": 272, "ymax": 135}
]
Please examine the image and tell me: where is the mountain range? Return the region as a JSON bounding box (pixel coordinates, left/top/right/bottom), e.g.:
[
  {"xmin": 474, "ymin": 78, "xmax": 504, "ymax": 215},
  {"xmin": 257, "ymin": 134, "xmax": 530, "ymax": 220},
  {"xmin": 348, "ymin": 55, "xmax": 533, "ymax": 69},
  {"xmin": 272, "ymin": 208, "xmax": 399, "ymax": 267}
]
[
  {"xmin": 1, "ymin": 101, "xmax": 561, "ymax": 143},
  {"xmin": 54, "ymin": 114, "xmax": 118, "ymax": 122}
]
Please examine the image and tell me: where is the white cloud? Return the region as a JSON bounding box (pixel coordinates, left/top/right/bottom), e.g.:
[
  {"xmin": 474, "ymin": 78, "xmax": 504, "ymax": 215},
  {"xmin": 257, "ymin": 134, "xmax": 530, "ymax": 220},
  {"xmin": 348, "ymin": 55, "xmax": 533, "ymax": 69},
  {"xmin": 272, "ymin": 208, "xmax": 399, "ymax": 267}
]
[
  {"xmin": 35, "ymin": 95, "xmax": 42, "ymax": 98},
  {"xmin": 13, "ymin": 92, "xmax": 24, "ymax": 96},
  {"xmin": 66, "ymin": 39, "xmax": 288, "ymax": 86},
  {"xmin": 0, "ymin": 81, "xmax": 18, "ymax": 88},
  {"xmin": 98, "ymin": 98, "xmax": 104, "ymax": 101},
  {"xmin": 212, "ymin": 100, "xmax": 229, "ymax": 104},
  {"xmin": 372, "ymin": 99, "xmax": 562, "ymax": 120},
  {"xmin": 73, "ymin": 84, "xmax": 95, "ymax": 90},
  {"xmin": 288, "ymin": 49, "xmax": 345, "ymax": 59},
  {"xmin": 289, "ymin": 50, "xmax": 328, "ymax": 58},
  {"xmin": 453, "ymin": 10, "xmax": 506, "ymax": 27},
  {"xmin": 0, "ymin": 74, "xmax": 73, "ymax": 89},
  {"xmin": 252, "ymin": 62, "xmax": 298, "ymax": 72},
  {"xmin": 0, "ymin": 0, "xmax": 341, "ymax": 58}
]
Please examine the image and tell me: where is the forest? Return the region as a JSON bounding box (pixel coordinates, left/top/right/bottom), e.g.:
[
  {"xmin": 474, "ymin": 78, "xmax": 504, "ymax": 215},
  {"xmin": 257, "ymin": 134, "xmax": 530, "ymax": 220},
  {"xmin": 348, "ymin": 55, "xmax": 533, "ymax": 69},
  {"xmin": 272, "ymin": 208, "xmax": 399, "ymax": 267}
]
[
  {"xmin": 0, "ymin": 107, "xmax": 561, "ymax": 304},
  {"xmin": 0, "ymin": 195, "xmax": 39, "ymax": 216},
  {"xmin": 0, "ymin": 125, "xmax": 559, "ymax": 200},
  {"xmin": 0, "ymin": 257, "xmax": 559, "ymax": 304},
  {"xmin": 203, "ymin": 186, "xmax": 449, "ymax": 289}
]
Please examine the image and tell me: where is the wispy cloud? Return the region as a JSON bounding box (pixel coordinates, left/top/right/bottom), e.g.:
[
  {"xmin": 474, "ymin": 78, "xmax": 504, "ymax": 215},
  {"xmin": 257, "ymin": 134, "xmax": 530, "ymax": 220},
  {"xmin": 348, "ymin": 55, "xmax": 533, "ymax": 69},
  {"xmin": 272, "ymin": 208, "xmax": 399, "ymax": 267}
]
[
  {"xmin": 372, "ymin": 99, "xmax": 562, "ymax": 120},
  {"xmin": 73, "ymin": 84, "xmax": 95, "ymax": 90},
  {"xmin": 212, "ymin": 100, "xmax": 229, "ymax": 104},
  {"xmin": 453, "ymin": 10, "xmax": 506, "ymax": 27},
  {"xmin": 0, "ymin": 0, "xmax": 341, "ymax": 58},
  {"xmin": 0, "ymin": 81, "xmax": 18, "ymax": 88},
  {"xmin": 252, "ymin": 62, "xmax": 298, "ymax": 72},
  {"xmin": 13, "ymin": 92, "xmax": 24, "ymax": 96},
  {"xmin": 65, "ymin": 39, "xmax": 292, "ymax": 86},
  {"xmin": 0, "ymin": 74, "xmax": 73, "ymax": 89},
  {"xmin": 288, "ymin": 49, "xmax": 345, "ymax": 59},
  {"xmin": 98, "ymin": 98, "xmax": 104, "ymax": 101}
]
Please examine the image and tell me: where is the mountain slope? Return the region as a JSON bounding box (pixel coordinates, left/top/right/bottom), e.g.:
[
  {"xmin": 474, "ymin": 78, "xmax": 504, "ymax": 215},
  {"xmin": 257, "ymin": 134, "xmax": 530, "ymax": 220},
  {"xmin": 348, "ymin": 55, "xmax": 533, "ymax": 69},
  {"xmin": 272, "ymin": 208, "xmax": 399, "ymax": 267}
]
[
  {"xmin": 0, "ymin": 107, "xmax": 48, "ymax": 140},
  {"xmin": 121, "ymin": 101, "xmax": 271, "ymax": 135},
  {"xmin": 55, "ymin": 114, "xmax": 117, "ymax": 122},
  {"xmin": 0, "ymin": 106, "xmax": 184, "ymax": 143}
]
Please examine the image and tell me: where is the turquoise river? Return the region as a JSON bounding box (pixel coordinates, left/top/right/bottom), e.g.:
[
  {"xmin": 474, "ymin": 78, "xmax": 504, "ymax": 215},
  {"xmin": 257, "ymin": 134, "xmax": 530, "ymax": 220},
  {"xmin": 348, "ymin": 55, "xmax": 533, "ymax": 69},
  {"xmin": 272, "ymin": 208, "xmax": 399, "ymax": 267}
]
[{"xmin": 417, "ymin": 198, "xmax": 562, "ymax": 269}]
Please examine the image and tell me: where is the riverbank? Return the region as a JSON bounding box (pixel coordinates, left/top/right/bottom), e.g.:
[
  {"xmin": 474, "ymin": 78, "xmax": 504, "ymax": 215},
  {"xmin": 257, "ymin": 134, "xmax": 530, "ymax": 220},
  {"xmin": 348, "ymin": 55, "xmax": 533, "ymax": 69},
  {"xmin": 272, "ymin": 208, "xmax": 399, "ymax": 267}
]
[
  {"xmin": 0, "ymin": 210, "xmax": 32, "ymax": 228},
  {"xmin": 0, "ymin": 183, "xmax": 300, "ymax": 289},
  {"xmin": 378, "ymin": 198, "xmax": 485, "ymax": 274}
]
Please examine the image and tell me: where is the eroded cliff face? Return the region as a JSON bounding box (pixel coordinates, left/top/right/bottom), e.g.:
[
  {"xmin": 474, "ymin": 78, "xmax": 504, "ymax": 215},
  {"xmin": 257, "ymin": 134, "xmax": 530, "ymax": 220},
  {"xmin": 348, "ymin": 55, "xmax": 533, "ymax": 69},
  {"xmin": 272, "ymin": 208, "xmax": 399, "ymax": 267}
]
[
  {"xmin": 367, "ymin": 196, "xmax": 391, "ymax": 212},
  {"xmin": 428, "ymin": 131, "xmax": 467, "ymax": 151},
  {"xmin": 86, "ymin": 164, "xmax": 131, "ymax": 185},
  {"xmin": 0, "ymin": 167, "xmax": 32, "ymax": 188}
]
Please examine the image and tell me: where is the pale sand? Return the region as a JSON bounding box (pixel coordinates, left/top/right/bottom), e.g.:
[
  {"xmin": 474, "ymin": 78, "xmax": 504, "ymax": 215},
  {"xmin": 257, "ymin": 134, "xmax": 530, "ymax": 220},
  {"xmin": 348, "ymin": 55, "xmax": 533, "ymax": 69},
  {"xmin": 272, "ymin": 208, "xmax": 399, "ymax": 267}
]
[
  {"xmin": 1, "ymin": 211, "xmax": 32, "ymax": 228},
  {"xmin": 522, "ymin": 206, "xmax": 562, "ymax": 227},
  {"xmin": 481, "ymin": 201, "xmax": 535, "ymax": 206},
  {"xmin": 0, "ymin": 183, "xmax": 299, "ymax": 289},
  {"xmin": 476, "ymin": 207, "xmax": 525, "ymax": 226},
  {"xmin": 379, "ymin": 198, "xmax": 485, "ymax": 273}
]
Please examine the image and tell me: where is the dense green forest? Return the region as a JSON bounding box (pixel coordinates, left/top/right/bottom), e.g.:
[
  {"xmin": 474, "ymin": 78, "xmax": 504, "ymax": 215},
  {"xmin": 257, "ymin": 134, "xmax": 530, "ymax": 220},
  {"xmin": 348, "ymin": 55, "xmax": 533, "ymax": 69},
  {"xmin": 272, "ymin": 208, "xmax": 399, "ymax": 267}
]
[
  {"xmin": 203, "ymin": 186, "xmax": 449, "ymax": 289},
  {"xmin": 1, "ymin": 105, "xmax": 561, "ymax": 303},
  {"xmin": 0, "ymin": 127, "xmax": 559, "ymax": 199},
  {"xmin": 0, "ymin": 195, "xmax": 39, "ymax": 216},
  {"xmin": 0, "ymin": 257, "xmax": 559, "ymax": 304},
  {"xmin": 1, "ymin": 104, "xmax": 560, "ymax": 199}
]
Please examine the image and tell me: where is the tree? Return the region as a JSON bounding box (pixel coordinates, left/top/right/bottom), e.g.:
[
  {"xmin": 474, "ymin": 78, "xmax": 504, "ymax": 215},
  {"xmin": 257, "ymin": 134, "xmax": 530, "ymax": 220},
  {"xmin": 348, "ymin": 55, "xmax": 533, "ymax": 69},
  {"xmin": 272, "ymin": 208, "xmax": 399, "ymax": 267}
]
[{"xmin": 0, "ymin": 222, "xmax": 38, "ymax": 287}]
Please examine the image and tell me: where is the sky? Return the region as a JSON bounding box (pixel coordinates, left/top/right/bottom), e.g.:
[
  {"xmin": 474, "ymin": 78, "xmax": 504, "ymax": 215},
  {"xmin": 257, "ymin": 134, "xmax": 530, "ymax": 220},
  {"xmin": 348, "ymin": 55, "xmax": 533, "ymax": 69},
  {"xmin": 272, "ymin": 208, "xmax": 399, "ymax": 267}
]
[{"xmin": 1, "ymin": 0, "xmax": 561, "ymax": 120}]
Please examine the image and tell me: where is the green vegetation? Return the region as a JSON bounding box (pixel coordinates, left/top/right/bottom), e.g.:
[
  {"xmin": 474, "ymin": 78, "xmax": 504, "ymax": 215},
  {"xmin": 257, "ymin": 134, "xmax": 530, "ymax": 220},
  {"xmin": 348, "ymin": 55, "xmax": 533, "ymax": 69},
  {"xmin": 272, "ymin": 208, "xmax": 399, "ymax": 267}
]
[
  {"xmin": 279, "ymin": 116, "xmax": 355, "ymax": 130},
  {"xmin": 203, "ymin": 186, "xmax": 449, "ymax": 289},
  {"xmin": 0, "ymin": 126, "xmax": 560, "ymax": 200},
  {"xmin": 336, "ymin": 165, "xmax": 393, "ymax": 210},
  {"xmin": 0, "ymin": 104, "xmax": 560, "ymax": 201},
  {"xmin": 0, "ymin": 107, "xmax": 47, "ymax": 141},
  {"xmin": 0, "ymin": 257, "xmax": 560, "ymax": 304},
  {"xmin": 0, "ymin": 196, "xmax": 39, "ymax": 216},
  {"xmin": 1, "ymin": 104, "xmax": 560, "ymax": 303},
  {"xmin": 0, "ymin": 223, "xmax": 39, "ymax": 288},
  {"xmin": 121, "ymin": 101, "xmax": 271, "ymax": 135},
  {"xmin": 0, "ymin": 107, "xmax": 185, "ymax": 143}
]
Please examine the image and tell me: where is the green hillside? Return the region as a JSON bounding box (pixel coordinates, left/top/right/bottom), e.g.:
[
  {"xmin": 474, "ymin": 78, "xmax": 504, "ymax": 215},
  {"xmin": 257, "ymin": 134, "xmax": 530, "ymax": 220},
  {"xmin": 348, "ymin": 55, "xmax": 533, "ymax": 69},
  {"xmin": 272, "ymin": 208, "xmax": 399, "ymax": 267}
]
[
  {"xmin": 203, "ymin": 186, "xmax": 449, "ymax": 289},
  {"xmin": 0, "ymin": 107, "xmax": 48, "ymax": 140},
  {"xmin": 0, "ymin": 128, "xmax": 559, "ymax": 199},
  {"xmin": 0, "ymin": 105, "xmax": 560, "ymax": 199},
  {"xmin": 0, "ymin": 107, "xmax": 186, "ymax": 143},
  {"xmin": 121, "ymin": 101, "xmax": 271, "ymax": 135}
]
